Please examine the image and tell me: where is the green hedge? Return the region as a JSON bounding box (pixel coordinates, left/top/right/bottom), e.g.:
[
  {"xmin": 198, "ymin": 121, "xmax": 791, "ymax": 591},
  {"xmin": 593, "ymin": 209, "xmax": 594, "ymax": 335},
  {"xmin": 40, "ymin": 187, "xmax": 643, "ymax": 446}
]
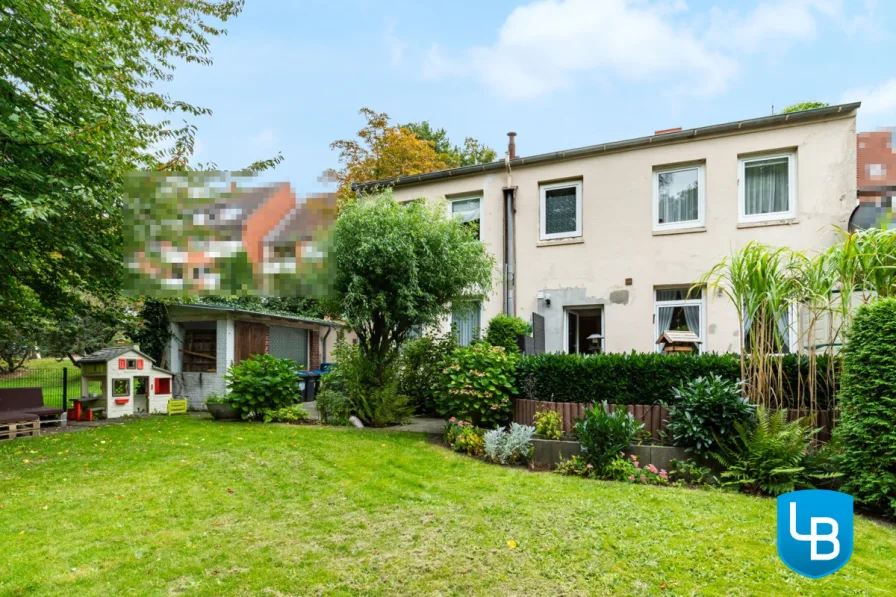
[
  {"xmin": 836, "ymin": 299, "xmax": 896, "ymax": 518},
  {"xmin": 516, "ymin": 352, "xmax": 835, "ymax": 409}
]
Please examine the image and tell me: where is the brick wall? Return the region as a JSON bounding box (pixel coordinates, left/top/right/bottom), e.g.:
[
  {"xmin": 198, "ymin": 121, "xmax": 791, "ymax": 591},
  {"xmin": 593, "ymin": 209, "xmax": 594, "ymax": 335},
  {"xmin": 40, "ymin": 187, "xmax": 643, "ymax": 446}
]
[
  {"xmin": 858, "ymin": 130, "xmax": 896, "ymax": 202},
  {"xmin": 310, "ymin": 330, "xmax": 320, "ymax": 369}
]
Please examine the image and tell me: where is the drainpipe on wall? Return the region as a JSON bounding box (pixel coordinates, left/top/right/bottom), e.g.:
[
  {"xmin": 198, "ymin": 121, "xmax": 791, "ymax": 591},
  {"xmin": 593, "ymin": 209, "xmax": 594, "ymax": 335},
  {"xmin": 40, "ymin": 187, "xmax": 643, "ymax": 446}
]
[
  {"xmin": 321, "ymin": 323, "xmax": 333, "ymax": 364},
  {"xmin": 503, "ymin": 132, "xmax": 518, "ymax": 316}
]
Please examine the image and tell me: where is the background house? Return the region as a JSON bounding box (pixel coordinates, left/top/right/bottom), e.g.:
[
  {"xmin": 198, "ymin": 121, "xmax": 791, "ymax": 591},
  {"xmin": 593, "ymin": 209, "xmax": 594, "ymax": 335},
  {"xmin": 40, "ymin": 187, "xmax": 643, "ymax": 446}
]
[
  {"xmin": 166, "ymin": 304, "xmax": 349, "ymax": 409},
  {"xmin": 357, "ymin": 103, "xmax": 861, "ymax": 355}
]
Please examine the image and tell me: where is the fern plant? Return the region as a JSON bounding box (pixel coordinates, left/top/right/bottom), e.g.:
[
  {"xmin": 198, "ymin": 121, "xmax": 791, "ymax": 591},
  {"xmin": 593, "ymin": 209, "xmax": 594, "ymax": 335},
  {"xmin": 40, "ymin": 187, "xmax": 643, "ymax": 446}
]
[{"xmin": 711, "ymin": 405, "xmax": 835, "ymax": 496}]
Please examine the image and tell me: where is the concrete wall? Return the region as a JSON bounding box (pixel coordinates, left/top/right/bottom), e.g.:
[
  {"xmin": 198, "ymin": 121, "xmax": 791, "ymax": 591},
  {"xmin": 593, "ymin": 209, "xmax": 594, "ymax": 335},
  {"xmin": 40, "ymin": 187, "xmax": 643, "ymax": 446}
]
[{"xmin": 390, "ymin": 114, "xmax": 857, "ymax": 354}]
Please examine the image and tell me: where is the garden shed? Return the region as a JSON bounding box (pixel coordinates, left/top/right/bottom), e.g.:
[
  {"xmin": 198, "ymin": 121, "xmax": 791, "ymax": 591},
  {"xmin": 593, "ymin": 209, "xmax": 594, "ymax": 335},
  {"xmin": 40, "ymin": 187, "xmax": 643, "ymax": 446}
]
[
  {"xmin": 76, "ymin": 347, "xmax": 173, "ymax": 419},
  {"xmin": 165, "ymin": 304, "xmax": 351, "ymax": 409}
]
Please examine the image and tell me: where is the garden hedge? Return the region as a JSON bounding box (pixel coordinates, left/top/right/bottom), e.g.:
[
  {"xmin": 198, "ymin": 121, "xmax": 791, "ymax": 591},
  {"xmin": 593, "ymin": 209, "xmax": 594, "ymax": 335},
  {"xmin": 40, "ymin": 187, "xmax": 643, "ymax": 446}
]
[
  {"xmin": 516, "ymin": 352, "xmax": 835, "ymax": 409},
  {"xmin": 836, "ymin": 299, "xmax": 896, "ymax": 518}
]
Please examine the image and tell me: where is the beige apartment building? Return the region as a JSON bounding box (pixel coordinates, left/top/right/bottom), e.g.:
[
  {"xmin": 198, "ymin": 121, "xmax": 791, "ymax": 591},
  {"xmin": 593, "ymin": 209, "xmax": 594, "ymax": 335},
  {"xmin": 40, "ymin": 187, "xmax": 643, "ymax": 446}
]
[{"xmin": 356, "ymin": 103, "xmax": 860, "ymax": 355}]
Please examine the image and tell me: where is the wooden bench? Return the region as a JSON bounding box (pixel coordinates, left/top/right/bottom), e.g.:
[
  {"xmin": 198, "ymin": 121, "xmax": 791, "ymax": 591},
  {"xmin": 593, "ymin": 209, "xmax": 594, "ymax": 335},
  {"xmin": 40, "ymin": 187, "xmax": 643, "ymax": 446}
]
[{"xmin": 0, "ymin": 387, "xmax": 66, "ymax": 428}]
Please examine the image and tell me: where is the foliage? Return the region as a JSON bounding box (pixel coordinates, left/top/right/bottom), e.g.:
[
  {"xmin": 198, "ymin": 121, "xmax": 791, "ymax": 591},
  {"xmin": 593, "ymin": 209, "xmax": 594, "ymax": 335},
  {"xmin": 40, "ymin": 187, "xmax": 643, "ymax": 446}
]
[
  {"xmin": 533, "ymin": 410, "xmax": 563, "ymax": 440},
  {"xmin": 836, "ymin": 298, "xmax": 896, "ymax": 517},
  {"xmin": 0, "ymin": 297, "xmax": 45, "ymax": 374},
  {"xmin": 263, "ymin": 404, "xmax": 311, "ymax": 424},
  {"xmin": 664, "ymin": 375, "xmax": 756, "ymax": 456},
  {"xmin": 575, "ymin": 402, "xmax": 644, "ymax": 474},
  {"xmin": 330, "ymin": 192, "xmax": 494, "ymax": 398},
  {"xmin": 484, "ymin": 314, "xmax": 531, "ymax": 354},
  {"xmin": 669, "ymin": 459, "xmax": 716, "ymax": 486},
  {"xmin": 483, "ymin": 423, "xmax": 536, "ymax": 465},
  {"xmin": 604, "ymin": 453, "xmax": 669, "ymax": 484},
  {"xmin": 224, "ymin": 354, "xmax": 300, "ymax": 420},
  {"xmin": 435, "ymin": 342, "xmax": 519, "ymax": 428},
  {"xmin": 330, "ymin": 109, "xmax": 452, "ymax": 205},
  {"xmin": 517, "ymin": 351, "xmax": 835, "ymax": 408},
  {"xmin": 132, "ymin": 300, "xmax": 172, "ymax": 366},
  {"xmin": 327, "ymin": 341, "xmax": 412, "ymax": 427},
  {"xmin": 0, "ymin": 0, "xmax": 250, "ymax": 329},
  {"xmin": 554, "ymin": 455, "xmax": 595, "ymax": 478},
  {"xmin": 315, "ymin": 389, "xmax": 352, "ymax": 426},
  {"xmin": 401, "ymin": 121, "xmax": 497, "ymax": 168},
  {"xmin": 780, "ymin": 101, "xmax": 829, "ymax": 113},
  {"xmin": 711, "ymin": 406, "xmax": 835, "ymax": 496},
  {"xmin": 444, "ymin": 419, "xmax": 485, "ymax": 456},
  {"xmin": 398, "ymin": 330, "xmax": 458, "ymax": 414},
  {"xmin": 204, "ymin": 392, "xmax": 228, "ymax": 405}
]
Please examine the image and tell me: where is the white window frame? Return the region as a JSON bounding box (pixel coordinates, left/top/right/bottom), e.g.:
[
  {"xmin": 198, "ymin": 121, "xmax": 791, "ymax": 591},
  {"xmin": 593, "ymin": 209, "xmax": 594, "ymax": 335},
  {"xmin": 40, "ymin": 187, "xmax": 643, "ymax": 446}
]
[
  {"xmin": 448, "ymin": 196, "xmax": 482, "ymax": 240},
  {"xmin": 652, "ymin": 164, "xmax": 705, "ymax": 232},
  {"xmin": 738, "ymin": 151, "xmax": 797, "ymax": 223},
  {"xmin": 654, "ymin": 288, "xmax": 706, "ymax": 354},
  {"xmin": 451, "ymin": 302, "xmax": 482, "ymax": 347},
  {"xmin": 742, "ymin": 303, "xmax": 799, "ymax": 355},
  {"xmin": 540, "ymin": 180, "xmax": 582, "ymax": 241}
]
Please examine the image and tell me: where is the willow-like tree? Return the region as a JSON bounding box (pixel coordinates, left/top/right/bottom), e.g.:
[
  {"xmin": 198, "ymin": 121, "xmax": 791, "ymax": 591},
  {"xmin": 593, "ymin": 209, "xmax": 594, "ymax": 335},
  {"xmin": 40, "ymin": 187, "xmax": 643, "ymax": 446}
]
[{"xmin": 329, "ymin": 192, "xmax": 495, "ymax": 385}]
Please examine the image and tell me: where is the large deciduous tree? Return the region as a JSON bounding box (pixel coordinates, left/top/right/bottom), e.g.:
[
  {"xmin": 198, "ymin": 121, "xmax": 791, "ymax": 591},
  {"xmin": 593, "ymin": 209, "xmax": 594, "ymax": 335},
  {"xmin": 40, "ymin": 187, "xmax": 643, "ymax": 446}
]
[
  {"xmin": 0, "ymin": 1, "xmax": 245, "ymax": 344},
  {"xmin": 330, "ymin": 192, "xmax": 495, "ymax": 384},
  {"xmin": 401, "ymin": 121, "xmax": 497, "ymax": 168}
]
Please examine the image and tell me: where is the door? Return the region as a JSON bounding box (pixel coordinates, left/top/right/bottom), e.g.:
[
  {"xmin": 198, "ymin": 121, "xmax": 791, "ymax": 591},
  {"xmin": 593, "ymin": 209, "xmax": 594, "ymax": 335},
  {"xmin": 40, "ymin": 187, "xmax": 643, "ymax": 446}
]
[
  {"xmin": 235, "ymin": 321, "xmax": 268, "ymax": 364},
  {"xmin": 134, "ymin": 376, "xmax": 149, "ymax": 413},
  {"xmin": 567, "ymin": 312, "xmax": 579, "ymax": 354}
]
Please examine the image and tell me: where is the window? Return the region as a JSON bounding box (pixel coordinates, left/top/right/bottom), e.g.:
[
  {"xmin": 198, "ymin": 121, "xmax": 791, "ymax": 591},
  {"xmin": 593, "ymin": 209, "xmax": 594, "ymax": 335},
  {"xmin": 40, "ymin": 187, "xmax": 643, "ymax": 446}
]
[
  {"xmin": 653, "ymin": 164, "xmax": 705, "ymax": 230},
  {"xmin": 112, "ymin": 379, "xmax": 131, "ymax": 397},
  {"xmin": 744, "ymin": 305, "xmax": 797, "ymax": 355},
  {"xmin": 155, "ymin": 378, "xmax": 171, "ymax": 395},
  {"xmin": 655, "ymin": 287, "xmax": 704, "ymax": 353},
  {"xmin": 739, "ymin": 152, "xmax": 796, "ymax": 222},
  {"xmin": 450, "ymin": 197, "xmax": 481, "ymax": 239},
  {"xmin": 269, "ymin": 326, "xmax": 309, "ymax": 369},
  {"xmin": 540, "ymin": 181, "xmax": 582, "ymax": 240},
  {"xmin": 452, "ymin": 303, "xmax": 481, "ymax": 347},
  {"xmin": 126, "ymin": 359, "xmax": 137, "ymax": 370},
  {"xmin": 565, "ymin": 307, "xmax": 603, "ymax": 354}
]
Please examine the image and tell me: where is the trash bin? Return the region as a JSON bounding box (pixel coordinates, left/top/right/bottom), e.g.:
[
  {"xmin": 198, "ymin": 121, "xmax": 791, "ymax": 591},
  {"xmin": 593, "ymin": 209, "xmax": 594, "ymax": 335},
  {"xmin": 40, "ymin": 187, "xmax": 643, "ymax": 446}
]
[{"xmin": 297, "ymin": 371, "xmax": 321, "ymax": 402}]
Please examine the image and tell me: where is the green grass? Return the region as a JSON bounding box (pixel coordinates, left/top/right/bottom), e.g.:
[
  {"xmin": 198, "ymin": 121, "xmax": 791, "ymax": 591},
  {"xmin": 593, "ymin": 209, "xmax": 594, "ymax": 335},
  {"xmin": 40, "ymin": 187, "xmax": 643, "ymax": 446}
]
[
  {"xmin": 1, "ymin": 417, "xmax": 894, "ymax": 596},
  {"xmin": 0, "ymin": 358, "xmax": 82, "ymax": 408}
]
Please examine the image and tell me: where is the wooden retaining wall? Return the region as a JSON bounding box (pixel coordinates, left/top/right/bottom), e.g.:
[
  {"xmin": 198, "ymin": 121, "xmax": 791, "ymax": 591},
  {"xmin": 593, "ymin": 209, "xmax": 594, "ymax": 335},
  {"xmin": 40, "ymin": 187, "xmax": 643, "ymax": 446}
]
[{"xmin": 513, "ymin": 398, "xmax": 835, "ymax": 443}]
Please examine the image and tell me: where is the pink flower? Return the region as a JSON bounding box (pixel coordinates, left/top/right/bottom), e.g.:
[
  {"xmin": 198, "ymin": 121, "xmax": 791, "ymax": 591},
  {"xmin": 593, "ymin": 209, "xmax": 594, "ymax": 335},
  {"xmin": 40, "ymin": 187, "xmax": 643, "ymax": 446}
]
[
  {"xmin": 449, "ymin": 417, "xmax": 456, "ymax": 423},
  {"xmin": 628, "ymin": 475, "xmax": 635, "ymax": 481},
  {"xmin": 659, "ymin": 470, "xmax": 669, "ymax": 480},
  {"xmin": 586, "ymin": 464, "xmax": 593, "ymax": 469},
  {"xmin": 646, "ymin": 464, "xmax": 658, "ymax": 474},
  {"xmin": 640, "ymin": 474, "xmax": 646, "ymax": 482},
  {"xmin": 630, "ymin": 454, "xmax": 638, "ymax": 461}
]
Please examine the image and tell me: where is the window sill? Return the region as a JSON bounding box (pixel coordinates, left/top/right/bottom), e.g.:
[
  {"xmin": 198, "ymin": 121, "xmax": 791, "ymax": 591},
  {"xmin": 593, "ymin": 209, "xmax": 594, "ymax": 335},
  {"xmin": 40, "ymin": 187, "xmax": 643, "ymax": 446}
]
[
  {"xmin": 536, "ymin": 236, "xmax": 584, "ymax": 248},
  {"xmin": 736, "ymin": 217, "xmax": 798, "ymax": 229},
  {"xmin": 652, "ymin": 226, "xmax": 707, "ymax": 237}
]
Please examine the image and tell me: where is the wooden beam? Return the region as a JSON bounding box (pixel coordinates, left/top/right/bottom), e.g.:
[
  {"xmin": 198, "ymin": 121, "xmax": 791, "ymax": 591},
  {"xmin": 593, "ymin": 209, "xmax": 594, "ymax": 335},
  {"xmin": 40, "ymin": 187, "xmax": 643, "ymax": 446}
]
[{"xmin": 179, "ymin": 348, "xmax": 216, "ymax": 361}]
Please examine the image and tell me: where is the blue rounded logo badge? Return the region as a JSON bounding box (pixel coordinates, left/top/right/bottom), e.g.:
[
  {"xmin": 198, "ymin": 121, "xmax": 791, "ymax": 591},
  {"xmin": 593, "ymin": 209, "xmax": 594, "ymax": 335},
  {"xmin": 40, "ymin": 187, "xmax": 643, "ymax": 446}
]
[{"xmin": 777, "ymin": 489, "xmax": 854, "ymax": 578}]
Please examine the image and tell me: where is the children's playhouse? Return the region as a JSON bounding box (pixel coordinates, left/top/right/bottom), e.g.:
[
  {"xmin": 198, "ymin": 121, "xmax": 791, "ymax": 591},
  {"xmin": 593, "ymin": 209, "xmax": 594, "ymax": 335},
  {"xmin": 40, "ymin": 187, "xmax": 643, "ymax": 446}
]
[{"xmin": 75, "ymin": 347, "xmax": 174, "ymax": 419}]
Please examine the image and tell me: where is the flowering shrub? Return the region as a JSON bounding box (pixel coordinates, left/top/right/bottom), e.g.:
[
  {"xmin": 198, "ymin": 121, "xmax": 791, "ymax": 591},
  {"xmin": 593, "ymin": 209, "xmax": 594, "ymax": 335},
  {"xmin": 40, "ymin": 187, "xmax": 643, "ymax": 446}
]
[
  {"xmin": 575, "ymin": 402, "xmax": 644, "ymax": 474},
  {"xmin": 554, "ymin": 455, "xmax": 595, "ymax": 478},
  {"xmin": 604, "ymin": 452, "xmax": 669, "ymax": 484},
  {"xmin": 435, "ymin": 342, "xmax": 519, "ymax": 428},
  {"xmin": 224, "ymin": 354, "xmax": 300, "ymax": 420},
  {"xmin": 483, "ymin": 423, "xmax": 535, "ymax": 465},
  {"xmin": 533, "ymin": 409, "xmax": 563, "ymax": 440},
  {"xmin": 444, "ymin": 418, "xmax": 485, "ymax": 456}
]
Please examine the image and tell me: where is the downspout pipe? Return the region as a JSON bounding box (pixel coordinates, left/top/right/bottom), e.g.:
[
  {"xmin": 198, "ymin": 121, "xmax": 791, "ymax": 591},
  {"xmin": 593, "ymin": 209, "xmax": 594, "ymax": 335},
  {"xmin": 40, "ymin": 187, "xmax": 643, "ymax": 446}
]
[
  {"xmin": 503, "ymin": 145, "xmax": 517, "ymax": 316},
  {"xmin": 321, "ymin": 323, "xmax": 333, "ymax": 364}
]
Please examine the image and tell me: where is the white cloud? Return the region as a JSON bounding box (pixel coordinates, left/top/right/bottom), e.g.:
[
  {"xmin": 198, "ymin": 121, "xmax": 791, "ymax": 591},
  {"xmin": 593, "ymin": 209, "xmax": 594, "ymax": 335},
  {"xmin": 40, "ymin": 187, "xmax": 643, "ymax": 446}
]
[
  {"xmin": 842, "ymin": 79, "xmax": 896, "ymax": 130},
  {"xmin": 384, "ymin": 19, "xmax": 408, "ymax": 68},
  {"xmin": 421, "ymin": 0, "xmax": 878, "ymax": 101},
  {"xmin": 252, "ymin": 129, "xmax": 277, "ymax": 147}
]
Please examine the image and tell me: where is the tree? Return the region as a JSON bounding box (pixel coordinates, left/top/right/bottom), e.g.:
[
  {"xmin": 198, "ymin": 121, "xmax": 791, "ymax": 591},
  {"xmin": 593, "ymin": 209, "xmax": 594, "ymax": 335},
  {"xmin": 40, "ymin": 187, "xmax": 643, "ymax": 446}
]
[
  {"xmin": 780, "ymin": 101, "xmax": 829, "ymax": 114},
  {"xmin": 330, "ymin": 192, "xmax": 495, "ymax": 384},
  {"xmin": 330, "ymin": 109, "xmax": 452, "ymax": 205},
  {"xmin": 0, "ymin": 1, "xmax": 246, "ymax": 333},
  {"xmin": 402, "ymin": 121, "xmax": 497, "ymax": 168}
]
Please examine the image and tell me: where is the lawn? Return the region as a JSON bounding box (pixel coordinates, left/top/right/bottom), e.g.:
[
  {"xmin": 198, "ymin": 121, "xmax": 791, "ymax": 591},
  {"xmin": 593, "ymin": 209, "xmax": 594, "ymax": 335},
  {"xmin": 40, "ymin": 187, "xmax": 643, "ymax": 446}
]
[
  {"xmin": 0, "ymin": 358, "xmax": 82, "ymax": 409},
  {"xmin": 1, "ymin": 417, "xmax": 894, "ymax": 596}
]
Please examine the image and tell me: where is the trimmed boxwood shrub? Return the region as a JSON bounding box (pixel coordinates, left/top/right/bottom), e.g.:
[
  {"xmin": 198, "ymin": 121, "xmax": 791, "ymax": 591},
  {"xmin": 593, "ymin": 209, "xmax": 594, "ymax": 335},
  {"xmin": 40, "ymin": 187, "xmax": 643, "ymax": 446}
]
[
  {"xmin": 836, "ymin": 299, "xmax": 896, "ymax": 518},
  {"xmin": 516, "ymin": 352, "xmax": 835, "ymax": 409},
  {"xmin": 484, "ymin": 314, "xmax": 531, "ymax": 354}
]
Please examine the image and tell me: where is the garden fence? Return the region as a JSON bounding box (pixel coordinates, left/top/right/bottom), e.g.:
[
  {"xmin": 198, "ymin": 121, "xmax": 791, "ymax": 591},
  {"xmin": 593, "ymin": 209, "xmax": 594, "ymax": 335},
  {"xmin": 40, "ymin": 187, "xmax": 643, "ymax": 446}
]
[{"xmin": 0, "ymin": 366, "xmax": 81, "ymax": 411}]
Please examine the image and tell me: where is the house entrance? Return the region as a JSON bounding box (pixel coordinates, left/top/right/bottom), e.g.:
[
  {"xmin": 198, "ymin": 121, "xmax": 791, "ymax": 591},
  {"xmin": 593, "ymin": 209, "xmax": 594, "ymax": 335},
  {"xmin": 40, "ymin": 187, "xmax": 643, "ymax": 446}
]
[{"xmin": 566, "ymin": 307, "xmax": 604, "ymax": 354}]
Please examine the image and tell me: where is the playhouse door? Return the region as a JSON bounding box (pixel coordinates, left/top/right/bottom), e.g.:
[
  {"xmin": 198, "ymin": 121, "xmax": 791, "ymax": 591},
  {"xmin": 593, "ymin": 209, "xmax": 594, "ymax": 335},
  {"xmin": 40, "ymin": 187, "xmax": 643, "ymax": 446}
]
[{"xmin": 134, "ymin": 377, "xmax": 150, "ymax": 413}]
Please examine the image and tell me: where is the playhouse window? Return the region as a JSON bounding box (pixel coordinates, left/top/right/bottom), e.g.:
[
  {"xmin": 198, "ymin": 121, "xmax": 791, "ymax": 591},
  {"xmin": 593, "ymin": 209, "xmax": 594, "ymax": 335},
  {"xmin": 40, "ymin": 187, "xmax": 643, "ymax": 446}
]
[
  {"xmin": 156, "ymin": 378, "xmax": 171, "ymax": 395},
  {"xmin": 112, "ymin": 379, "xmax": 130, "ymax": 397},
  {"xmin": 126, "ymin": 359, "xmax": 137, "ymax": 369}
]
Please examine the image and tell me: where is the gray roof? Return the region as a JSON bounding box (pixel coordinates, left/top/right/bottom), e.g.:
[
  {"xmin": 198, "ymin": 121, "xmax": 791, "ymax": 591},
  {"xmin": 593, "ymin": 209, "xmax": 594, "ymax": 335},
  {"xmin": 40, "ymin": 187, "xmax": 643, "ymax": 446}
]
[
  {"xmin": 352, "ymin": 102, "xmax": 861, "ymax": 191},
  {"xmin": 78, "ymin": 346, "xmax": 156, "ymax": 364},
  {"xmin": 170, "ymin": 303, "xmax": 345, "ymax": 327}
]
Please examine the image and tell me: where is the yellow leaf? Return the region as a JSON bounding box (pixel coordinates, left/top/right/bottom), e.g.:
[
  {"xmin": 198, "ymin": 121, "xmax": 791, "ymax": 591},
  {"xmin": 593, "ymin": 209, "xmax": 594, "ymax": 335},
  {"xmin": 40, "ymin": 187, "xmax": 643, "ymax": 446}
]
[{"xmin": 507, "ymin": 539, "xmax": 517, "ymax": 549}]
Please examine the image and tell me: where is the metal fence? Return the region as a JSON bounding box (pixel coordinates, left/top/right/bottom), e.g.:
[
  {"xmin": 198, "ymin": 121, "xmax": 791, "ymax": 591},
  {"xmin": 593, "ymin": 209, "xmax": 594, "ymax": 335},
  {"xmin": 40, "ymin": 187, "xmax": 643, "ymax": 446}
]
[{"xmin": 0, "ymin": 366, "xmax": 81, "ymax": 410}]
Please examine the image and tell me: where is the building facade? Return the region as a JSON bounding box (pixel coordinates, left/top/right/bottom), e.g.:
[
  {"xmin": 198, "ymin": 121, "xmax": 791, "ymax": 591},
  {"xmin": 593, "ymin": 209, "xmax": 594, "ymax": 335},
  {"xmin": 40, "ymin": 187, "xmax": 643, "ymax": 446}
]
[{"xmin": 358, "ymin": 104, "xmax": 860, "ymax": 355}]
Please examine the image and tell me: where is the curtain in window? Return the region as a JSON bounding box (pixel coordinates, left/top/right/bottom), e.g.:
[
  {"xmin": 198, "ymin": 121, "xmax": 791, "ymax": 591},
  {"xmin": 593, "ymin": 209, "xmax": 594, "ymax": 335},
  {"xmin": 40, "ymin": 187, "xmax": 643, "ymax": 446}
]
[
  {"xmin": 745, "ymin": 157, "xmax": 789, "ymax": 215},
  {"xmin": 656, "ymin": 306, "xmax": 674, "ymax": 336},
  {"xmin": 451, "ymin": 199, "xmax": 480, "ymax": 223},
  {"xmin": 545, "ymin": 187, "xmax": 577, "ymax": 234},
  {"xmin": 657, "ymin": 169, "xmax": 698, "ymax": 224},
  {"xmin": 683, "ymin": 305, "xmax": 700, "ymax": 336},
  {"xmin": 452, "ymin": 304, "xmax": 481, "ymax": 347}
]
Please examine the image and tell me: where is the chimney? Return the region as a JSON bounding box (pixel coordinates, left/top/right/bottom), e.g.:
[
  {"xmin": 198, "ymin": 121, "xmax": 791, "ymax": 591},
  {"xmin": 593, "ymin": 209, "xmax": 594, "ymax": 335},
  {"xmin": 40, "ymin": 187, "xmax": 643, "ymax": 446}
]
[
  {"xmin": 507, "ymin": 131, "xmax": 517, "ymax": 159},
  {"xmin": 655, "ymin": 127, "xmax": 682, "ymax": 136}
]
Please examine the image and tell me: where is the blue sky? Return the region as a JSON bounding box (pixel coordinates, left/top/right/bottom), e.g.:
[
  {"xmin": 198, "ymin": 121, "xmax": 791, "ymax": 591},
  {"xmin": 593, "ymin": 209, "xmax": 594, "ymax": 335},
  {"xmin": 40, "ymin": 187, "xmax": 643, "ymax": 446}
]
[{"xmin": 162, "ymin": 0, "xmax": 896, "ymax": 192}]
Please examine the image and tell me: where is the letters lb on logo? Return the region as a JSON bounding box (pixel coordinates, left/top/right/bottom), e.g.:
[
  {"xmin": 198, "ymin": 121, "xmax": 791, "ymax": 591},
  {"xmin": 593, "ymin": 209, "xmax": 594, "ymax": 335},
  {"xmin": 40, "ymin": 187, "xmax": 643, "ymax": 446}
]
[{"xmin": 777, "ymin": 489, "xmax": 854, "ymax": 578}]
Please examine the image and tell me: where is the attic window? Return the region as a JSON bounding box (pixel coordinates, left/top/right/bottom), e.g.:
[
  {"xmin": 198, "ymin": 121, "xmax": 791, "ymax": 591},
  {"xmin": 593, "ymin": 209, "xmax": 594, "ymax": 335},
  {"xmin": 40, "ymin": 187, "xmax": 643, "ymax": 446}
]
[{"xmin": 126, "ymin": 359, "xmax": 137, "ymax": 369}]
